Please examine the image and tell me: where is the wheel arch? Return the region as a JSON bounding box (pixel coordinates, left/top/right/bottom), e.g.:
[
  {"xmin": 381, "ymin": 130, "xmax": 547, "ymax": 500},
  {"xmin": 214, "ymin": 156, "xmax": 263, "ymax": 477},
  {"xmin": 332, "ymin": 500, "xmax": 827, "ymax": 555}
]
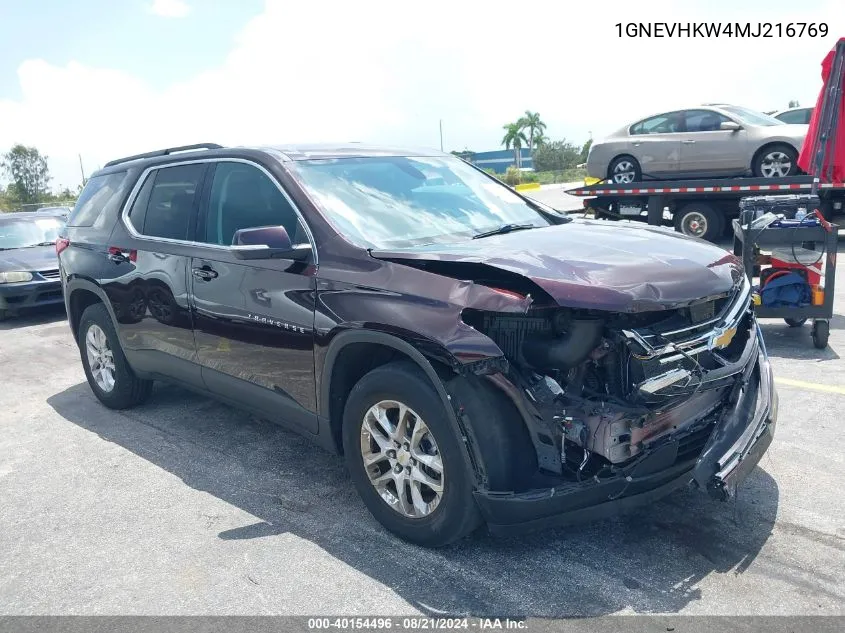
[
  {"xmin": 321, "ymin": 330, "xmax": 455, "ymax": 449},
  {"xmin": 751, "ymin": 141, "xmax": 799, "ymax": 172},
  {"xmin": 320, "ymin": 329, "xmax": 487, "ymax": 485},
  {"xmin": 66, "ymin": 279, "xmax": 118, "ymax": 343}
]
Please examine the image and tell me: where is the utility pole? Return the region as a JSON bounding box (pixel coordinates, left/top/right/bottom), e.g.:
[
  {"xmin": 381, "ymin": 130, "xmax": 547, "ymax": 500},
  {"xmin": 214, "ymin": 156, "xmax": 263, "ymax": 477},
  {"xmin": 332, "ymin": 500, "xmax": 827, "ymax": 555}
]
[
  {"xmin": 439, "ymin": 120, "xmax": 444, "ymax": 152},
  {"xmin": 78, "ymin": 154, "xmax": 87, "ymax": 186}
]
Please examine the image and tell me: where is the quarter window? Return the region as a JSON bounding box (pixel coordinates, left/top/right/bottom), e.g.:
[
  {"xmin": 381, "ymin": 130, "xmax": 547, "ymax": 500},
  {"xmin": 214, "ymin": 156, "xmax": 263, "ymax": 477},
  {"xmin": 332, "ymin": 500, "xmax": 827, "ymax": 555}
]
[
  {"xmin": 68, "ymin": 171, "xmax": 132, "ymax": 228},
  {"xmin": 127, "ymin": 164, "xmax": 205, "ymax": 240},
  {"xmin": 200, "ymin": 162, "xmax": 303, "ymax": 246}
]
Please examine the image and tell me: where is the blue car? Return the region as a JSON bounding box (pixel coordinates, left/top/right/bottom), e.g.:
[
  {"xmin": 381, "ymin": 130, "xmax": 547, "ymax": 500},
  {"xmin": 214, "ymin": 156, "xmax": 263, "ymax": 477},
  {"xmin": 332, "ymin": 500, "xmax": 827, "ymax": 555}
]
[{"xmin": 0, "ymin": 212, "xmax": 65, "ymax": 320}]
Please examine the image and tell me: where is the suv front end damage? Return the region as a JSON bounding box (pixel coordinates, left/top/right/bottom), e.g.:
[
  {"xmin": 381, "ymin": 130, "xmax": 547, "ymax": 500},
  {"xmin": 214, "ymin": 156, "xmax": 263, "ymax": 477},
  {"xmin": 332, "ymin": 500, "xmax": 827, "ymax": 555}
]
[{"xmin": 459, "ymin": 276, "xmax": 776, "ymax": 534}]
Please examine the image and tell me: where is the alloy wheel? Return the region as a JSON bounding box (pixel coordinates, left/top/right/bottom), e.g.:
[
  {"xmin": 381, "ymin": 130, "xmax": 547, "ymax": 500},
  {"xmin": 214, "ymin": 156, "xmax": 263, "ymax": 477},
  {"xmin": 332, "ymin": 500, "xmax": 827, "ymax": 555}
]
[
  {"xmin": 612, "ymin": 160, "xmax": 636, "ymax": 183},
  {"xmin": 360, "ymin": 400, "xmax": 445, "ymax": 518},
  {"xmin": 85, "ymin": 324, "xmax": 116, "ymax": 392},
  {"xmin": 760, "ymin": 151, "xmax": 792, "ymax": 178}
]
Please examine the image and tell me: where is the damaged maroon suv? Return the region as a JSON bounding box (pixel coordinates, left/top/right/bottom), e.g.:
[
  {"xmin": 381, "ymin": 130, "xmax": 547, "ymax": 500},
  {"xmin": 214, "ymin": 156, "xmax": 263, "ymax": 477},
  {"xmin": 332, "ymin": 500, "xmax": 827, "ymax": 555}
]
[{"xmin": 59, "ymin": 143, "xmax": 777, "ymax": 546}]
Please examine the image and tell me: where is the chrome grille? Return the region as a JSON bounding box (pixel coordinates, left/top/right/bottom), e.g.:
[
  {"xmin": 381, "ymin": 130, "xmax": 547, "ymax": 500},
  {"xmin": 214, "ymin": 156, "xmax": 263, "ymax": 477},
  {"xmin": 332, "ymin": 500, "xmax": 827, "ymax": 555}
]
[
  {"xmin": 624, "ymin": 278, "xmax": 752, "ymax": 359},
  {"xmin": 40, "ymin": 269, "xmax": 61, "ymax": 280}
]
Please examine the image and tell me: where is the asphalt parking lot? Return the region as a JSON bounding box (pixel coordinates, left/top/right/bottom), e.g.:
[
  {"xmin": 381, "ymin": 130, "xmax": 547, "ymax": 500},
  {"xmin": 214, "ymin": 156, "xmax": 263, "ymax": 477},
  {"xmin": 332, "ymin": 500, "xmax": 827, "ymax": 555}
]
[{"xmin": 2, "ymin": 230, "xmax": 845, "ymax": 616}]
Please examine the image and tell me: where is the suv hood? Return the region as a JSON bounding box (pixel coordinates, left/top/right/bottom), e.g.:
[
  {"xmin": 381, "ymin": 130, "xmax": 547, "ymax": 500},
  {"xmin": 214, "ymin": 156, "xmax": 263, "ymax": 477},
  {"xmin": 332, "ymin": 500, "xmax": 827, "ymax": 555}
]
[
  {"xmin": 0, "ymin": 245, "xmax": 58, "ymax": 273},
  {"xmin": 371, "ymin": 221, "xmax": 743, "ymax": 312}
]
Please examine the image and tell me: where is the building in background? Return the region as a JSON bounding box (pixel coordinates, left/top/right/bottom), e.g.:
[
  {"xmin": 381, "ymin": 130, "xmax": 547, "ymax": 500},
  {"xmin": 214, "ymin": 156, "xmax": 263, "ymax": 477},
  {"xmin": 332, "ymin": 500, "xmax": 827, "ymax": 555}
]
[{"xmin": 455, "ymin": 149, "xmax": 533, "ymax": 173}]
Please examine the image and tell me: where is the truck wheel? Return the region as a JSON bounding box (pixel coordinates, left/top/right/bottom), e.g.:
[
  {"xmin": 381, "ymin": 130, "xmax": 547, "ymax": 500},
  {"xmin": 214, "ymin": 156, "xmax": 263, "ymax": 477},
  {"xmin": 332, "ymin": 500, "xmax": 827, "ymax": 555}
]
[
  {"xmin": 342, "ymin": 361, "xmax": 482, "ymax": 547},
  {"xmin": 608, "ymin": 155, "xmax": 641, "ymax": 184},
  {"xmin": 674, "ymin": 203, "xmax": 723, "ymax": 242},
  {"xmin": 754, "ymin": 144, "xmax": 798, "ymax": 178}
]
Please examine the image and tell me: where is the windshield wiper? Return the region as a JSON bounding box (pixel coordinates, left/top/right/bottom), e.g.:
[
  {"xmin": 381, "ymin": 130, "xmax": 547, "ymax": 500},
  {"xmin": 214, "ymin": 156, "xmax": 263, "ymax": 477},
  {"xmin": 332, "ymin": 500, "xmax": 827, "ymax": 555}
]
[
  {"xmin": 35, "ymin": 241, "xmax": 57, "ymax": 246},
  {"xmin": 472, "ymin": 223, "xmax": 536, "ymax": 240}
]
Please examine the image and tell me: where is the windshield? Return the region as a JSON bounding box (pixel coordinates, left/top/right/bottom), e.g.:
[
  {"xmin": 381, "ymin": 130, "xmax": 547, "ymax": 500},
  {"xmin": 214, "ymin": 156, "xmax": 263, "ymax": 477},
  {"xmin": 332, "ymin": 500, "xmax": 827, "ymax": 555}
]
[
  {"xmin": 720, "ymin": 105, "xmax": 784, "ymax": 127},
  {"xmin": 288, "ymin": 155, "xmax": 551, "ymax": 248},
  {"xmin": 0, "ymin": 217, "xmax": 64, "ymax": 250}
]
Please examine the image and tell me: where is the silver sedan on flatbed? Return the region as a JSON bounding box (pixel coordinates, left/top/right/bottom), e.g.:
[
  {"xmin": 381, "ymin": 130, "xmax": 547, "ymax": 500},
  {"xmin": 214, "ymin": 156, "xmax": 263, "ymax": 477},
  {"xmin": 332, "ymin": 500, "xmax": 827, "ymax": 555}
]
[{"xmin": 587, "ymin": 104, "xmax": 808, "ymax": 183}]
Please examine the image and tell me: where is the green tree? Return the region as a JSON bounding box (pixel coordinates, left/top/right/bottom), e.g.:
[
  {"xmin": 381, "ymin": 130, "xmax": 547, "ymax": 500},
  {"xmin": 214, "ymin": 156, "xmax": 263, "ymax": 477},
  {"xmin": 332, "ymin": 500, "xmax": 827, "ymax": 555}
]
[
  {"xmin": 788, "ymin": 99, "xmax": 800, "ymax": 108},
  {"xmin": 501, "ymin": 122, "xmax": 528, "ymax": 168},
  {"xmin": 532, "ymin": 139, "xmax": 581, "ymax": 172},
  {"xmin": 519, "ymin": 110, "xmax": 546, "ymax": 152},
  {"xmin": 1, "ymin": 144, "xmax": 51, "ymax": 204},
  {"xmin": 579, "ymin": 138, "xmax": 593, "ymax": 164},
  {"xmin": 0, "ymin": 183, "xmax": 12, "ymax": 212}
]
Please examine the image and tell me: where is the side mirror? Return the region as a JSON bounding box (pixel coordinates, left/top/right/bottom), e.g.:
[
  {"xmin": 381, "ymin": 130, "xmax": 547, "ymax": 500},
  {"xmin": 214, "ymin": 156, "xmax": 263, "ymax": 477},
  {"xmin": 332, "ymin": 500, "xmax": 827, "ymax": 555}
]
[
  {"xmin": 720, "ymin": 121, "xmax": 741, "ymax": 131},
  {"xmin": 231, "ymin": 226, "xmax": 311, "ymax": 261}
]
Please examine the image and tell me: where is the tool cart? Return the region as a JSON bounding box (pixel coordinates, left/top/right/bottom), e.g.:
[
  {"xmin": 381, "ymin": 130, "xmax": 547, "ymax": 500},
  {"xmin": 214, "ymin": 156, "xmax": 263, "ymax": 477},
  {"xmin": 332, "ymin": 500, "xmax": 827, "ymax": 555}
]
[
  {"xmin": 732, "ymin": 202, "xmax": 838, "ymax": 349},
  {"xmin": 731, "ymin": 38, "xmax": 843, "ymax": 349}
]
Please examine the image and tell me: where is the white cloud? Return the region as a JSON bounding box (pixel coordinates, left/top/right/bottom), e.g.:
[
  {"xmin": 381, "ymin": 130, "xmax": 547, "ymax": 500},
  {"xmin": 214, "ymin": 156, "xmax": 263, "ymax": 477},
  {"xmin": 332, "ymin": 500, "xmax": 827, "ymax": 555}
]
[
  {"xmin": 149, "ymin": 0, "xmax": 190, "ymax": 19},
  {"xmin": 1, "ymin": 0, "xmax": 840, "ymax": 190}
]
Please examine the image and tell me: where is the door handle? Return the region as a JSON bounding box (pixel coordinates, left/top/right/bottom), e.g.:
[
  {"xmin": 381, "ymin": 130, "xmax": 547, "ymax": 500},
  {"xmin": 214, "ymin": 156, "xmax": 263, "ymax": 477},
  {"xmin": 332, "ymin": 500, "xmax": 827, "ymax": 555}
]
[
  {"xmin": 192, "ymin": 266, "xmax": 218, "ymax": 281},
  {"xmin": 681, "ymin": 140, "xmax": 696, "ymax": 144}
]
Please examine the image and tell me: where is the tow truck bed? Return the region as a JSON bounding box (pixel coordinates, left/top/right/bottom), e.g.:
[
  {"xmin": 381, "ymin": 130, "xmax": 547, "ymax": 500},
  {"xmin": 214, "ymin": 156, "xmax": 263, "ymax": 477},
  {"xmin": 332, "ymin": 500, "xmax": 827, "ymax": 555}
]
[{"xmin": 565, "ymin": 175, "xmax": 845, "ymax": 241}]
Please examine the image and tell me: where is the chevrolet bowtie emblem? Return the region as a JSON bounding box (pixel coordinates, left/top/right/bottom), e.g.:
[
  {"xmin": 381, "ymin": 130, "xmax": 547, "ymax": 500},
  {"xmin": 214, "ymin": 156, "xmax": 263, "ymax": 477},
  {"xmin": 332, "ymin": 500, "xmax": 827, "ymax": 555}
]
[{"xmin": 711, "ymin": 326, "xmax": 738, "ymax": 350}]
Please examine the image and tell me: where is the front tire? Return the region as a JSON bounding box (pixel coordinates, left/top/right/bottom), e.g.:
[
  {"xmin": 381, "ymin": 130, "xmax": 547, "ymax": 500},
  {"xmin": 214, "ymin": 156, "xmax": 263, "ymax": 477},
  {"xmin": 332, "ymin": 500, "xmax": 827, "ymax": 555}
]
[
  {"xmin": 753, "ymin": 144, "xmax": 798, "ymax": 178},
  {"xmin": 78, "ymin": 302, "xmax": 153, "ymax": 409},
  {"xmin": 342, "ymin": 361, "xmax": 481, "ymax": 547}
]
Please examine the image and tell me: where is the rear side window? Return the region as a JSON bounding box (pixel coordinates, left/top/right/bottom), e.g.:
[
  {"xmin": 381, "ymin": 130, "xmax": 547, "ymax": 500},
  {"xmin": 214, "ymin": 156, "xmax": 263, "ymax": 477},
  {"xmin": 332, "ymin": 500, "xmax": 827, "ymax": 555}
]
[
  {"xmin": 630, "ymin": 112, "xmax": 683, "ymax": 135},
  {"xmin": 127, "ymin": 164, "xmax": 205, "ymax": 240},
  {"xmin": 67, "ymin": 171, "xmax": 131, "ymax": 227}
]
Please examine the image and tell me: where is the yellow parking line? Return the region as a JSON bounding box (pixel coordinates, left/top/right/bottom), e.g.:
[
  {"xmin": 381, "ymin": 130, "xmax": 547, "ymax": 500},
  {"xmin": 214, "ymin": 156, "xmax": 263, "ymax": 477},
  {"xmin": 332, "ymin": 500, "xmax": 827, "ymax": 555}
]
[{"xmin": 775, "ymin": 376, "xmax": 845, "ymax": 396}]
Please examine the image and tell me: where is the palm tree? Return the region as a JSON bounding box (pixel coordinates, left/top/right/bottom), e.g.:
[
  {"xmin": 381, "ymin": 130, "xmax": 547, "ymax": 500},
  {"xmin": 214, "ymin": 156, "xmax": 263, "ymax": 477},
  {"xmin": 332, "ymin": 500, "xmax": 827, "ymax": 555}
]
[
  {"xmin": 519, "ymin": 111, "xmax": 547, "ymax": 152},
  {"xmin": 501, "ymin": 122, "xmax": 528, "ymax": 169}
]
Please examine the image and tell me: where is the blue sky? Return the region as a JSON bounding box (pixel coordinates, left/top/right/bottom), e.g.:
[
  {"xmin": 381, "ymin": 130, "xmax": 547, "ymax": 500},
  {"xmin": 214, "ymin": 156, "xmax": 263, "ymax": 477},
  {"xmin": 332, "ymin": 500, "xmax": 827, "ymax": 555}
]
[
  {"xmin": 0, "ymin": 0, "xmax": 262, "ymax": 98},
  {"xmin": 0, "ymin": 0, "xmax": 841, "ymax": 190}
]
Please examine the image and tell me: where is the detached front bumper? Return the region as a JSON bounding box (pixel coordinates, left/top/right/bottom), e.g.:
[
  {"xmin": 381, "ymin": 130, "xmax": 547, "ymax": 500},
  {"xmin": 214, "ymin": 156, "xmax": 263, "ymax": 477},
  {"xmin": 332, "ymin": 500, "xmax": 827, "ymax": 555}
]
[
  {"xmin": 474, "ymin": 326, "xmax": 777, "ymax": 536},
  {"xmin": 0, "ymin": 279, "xmax": 64, "ymax": 313}
]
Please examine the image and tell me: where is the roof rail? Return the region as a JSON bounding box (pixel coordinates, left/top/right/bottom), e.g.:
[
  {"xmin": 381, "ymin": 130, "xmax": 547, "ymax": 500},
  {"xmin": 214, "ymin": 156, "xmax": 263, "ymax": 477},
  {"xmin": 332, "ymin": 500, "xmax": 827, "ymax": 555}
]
[{"xmin": 103, "ymin": 143, "xmax": 224, "ymax": 168}]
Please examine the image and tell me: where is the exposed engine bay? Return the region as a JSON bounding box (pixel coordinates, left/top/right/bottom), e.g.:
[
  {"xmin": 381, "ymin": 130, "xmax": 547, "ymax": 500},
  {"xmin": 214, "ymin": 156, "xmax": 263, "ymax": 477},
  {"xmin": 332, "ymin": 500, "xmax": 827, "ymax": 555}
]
[{"xmin": 462, "ymin": 277, "xmax": 754, "ymax": 479}]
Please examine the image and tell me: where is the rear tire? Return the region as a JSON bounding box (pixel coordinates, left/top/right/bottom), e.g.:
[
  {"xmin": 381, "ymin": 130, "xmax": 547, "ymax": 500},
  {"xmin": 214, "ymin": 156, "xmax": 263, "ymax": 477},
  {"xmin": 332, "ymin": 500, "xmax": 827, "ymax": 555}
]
[
  {"xmin": 78, "ymin": 302, "xmax": 153, "ymax": 409},
  {"xmin": 608, "ymin": 155, "xmax": 642, "ymax": 184},
  {"xmin": 753, "ymin": 144, "xmax": 799, "ymax": 178},
  {"xmin": 342, "ymin": 361, "xmax": 482, "ymax": 547},
  {"xmin": 674, "ymin": 202, "xmax": 724, "ymax": 242}
]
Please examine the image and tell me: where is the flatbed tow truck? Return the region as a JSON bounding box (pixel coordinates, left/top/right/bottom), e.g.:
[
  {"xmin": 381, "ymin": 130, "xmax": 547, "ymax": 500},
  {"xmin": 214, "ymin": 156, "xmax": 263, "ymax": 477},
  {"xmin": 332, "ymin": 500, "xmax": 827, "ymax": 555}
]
[{"xmin": 564, "ymin": 175, "xmax": 845, "ymax": 242}]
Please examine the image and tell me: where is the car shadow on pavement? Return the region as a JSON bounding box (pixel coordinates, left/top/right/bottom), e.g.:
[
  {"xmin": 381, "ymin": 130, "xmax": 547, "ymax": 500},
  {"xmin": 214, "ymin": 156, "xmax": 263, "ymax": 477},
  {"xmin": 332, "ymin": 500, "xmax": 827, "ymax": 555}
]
[
  {"xmin": 0, "ymin": 305, "xmax": 67, "ymax": 330},
  {"xmin": 47, "ymin": 381, "xmax": 778, "ymax": 617},
  {"xmin": 759, "ymin": 315, "xmax": 843, "ymax": 361}
]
